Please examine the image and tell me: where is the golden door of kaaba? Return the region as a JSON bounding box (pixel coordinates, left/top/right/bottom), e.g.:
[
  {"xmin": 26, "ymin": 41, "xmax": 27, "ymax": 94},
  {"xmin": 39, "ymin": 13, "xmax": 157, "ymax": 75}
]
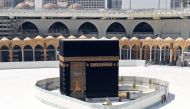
[{"xmin": 70, "ymin": 62, "xmax": 86, "ymax": 93}]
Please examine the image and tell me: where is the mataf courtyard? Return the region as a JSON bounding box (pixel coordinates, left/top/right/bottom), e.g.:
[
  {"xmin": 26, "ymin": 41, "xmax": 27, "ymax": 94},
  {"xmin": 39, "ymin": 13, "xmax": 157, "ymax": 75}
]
[{"xmin": 0, "ymin": 65, "xmax": 189, "ymax": 109}]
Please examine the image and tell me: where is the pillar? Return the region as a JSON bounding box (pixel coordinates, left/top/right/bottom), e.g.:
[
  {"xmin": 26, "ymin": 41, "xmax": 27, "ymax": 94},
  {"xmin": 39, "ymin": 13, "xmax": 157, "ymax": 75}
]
[
  {"xmin": 181, "ymin": 49, "xmax": 184, "ymax": 67},
  {"xmin": 33, "ymin": 49, "xmax": 35, "ymax": 61},
  {"xmin": 140, "ymin": 48, "xmax": 142, "ymax": 60},
  {"xmin": 159, "ymin": 48, "xmax": 162, "ymax": 65},
  {"xmin": 0, "ymin": 50, "xmax": 1, "ymax": 62},
  {"xmin": 44, "ymin": 49, "xmax": 47, "ymax": 61},
  {"xmin": 163, "ymin": 48, "xmax": 166, "ymax": 62},
  {"xmin": 154, "ymin": 48, "xmax": 156, "ymax": 63},
  {"xmin": 9, "ymin": 49, "xmax": 13, "ymax": 62},
  {"xmin": 130, "ymin": 47, "xmax": 132, "ymax": 60},
  {"xmin": 119, "ymin": 46, "xmax": 122, "ymax": 60},
  {"xmin": 169, "ymin": 48, "xmax": 173, "ymax": 66},
  {"xmin": 22, "ymin": 49, "xmax": 24, "ymax": 61},
  {"xmin": 105, "ymin": 0, "xmax": 108, "ymax": 9},
  {"xmin": 55, "ymin": 48, "xmax": 57, "ymax": 61},
  {"xmin": 150, "ymin": 48, "xmax": 152, "ymax": 63},
  {"xmin": 173, "ymin": 49, "xmax": 176, "ymax": 63}
]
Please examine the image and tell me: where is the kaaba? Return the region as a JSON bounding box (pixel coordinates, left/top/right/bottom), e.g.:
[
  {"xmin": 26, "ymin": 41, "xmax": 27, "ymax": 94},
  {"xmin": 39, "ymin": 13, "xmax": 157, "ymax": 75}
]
[{"xmin": 59, "ymin": 39, "xmax": 119, "ymax": 99}]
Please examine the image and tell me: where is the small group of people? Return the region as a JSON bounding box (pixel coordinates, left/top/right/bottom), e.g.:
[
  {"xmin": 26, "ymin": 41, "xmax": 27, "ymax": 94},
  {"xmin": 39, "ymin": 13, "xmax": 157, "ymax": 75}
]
[{"xmin": 161, "ymin": 95, "xmax": 167, "ymax": 104}]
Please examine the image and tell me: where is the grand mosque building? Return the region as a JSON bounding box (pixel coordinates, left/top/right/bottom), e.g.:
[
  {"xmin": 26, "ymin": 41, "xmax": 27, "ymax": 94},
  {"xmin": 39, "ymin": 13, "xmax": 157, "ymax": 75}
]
[
  {"xmin": 0, "ymin": 0, "xmax": 190, "ymax": 66},
  {"xmin": 0, "ymin": 34, "xmax": 189, "ymax": 66}
]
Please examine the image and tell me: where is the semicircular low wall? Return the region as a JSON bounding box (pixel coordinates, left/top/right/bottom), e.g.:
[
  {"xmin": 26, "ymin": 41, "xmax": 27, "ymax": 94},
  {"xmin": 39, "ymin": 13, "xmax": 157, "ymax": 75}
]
[{"xmin": 35, "ymin": 76, "xmax": 169, "ymax": 109}]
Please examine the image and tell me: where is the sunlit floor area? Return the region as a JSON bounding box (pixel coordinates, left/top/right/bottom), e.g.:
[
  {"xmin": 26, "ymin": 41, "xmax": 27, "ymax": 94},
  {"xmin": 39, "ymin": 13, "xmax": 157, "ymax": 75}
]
[
  {"xmin": 120, "ymin": 66, "xmax": 190, "ymax": 109},
  {"xmin": 0, "ymin": 66, "xmax": 189, "ymax": 109},
  {"xmin": 0, "ymin": 68, "xmax": 58, "ymax": 109}
]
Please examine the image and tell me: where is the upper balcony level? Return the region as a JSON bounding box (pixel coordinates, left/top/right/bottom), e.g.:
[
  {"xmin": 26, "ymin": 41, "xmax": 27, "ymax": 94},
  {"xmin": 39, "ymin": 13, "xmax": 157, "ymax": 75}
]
[{"xmin": 1, "ymin": 9, "xmax": 190, "ymax": 20}]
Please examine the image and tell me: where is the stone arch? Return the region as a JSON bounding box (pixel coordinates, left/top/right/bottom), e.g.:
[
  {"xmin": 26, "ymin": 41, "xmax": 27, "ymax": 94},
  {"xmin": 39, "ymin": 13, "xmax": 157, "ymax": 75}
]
[
  {"xmin": 133, "ymin": 22, "xmax": 154, "ymax": 39},
  {"xmin": 13, "ymin": 45, "xmax": 22, "ymax": 62},
  {"xmin": 121, "ymin": 45, "xmax": 130, "ymax": 60},
  {"xmin": 35, "ymin": 45, "xmax": 44, "ymax": 61},
  {"xmin": 48, "ymin": 22, "xmax": 70, "ymax": 36},
  {"xmin": 106, "ymin": 22, "xmax": 126, "ymax": 38},
  {"xmin": 18, "ymin": 22, "xmax": 39, "ymax": 38},
  {"xmin": 78, "ymin": 22, "xmax": 98, "ymax": 37},
  {"xmin": 142, "ymin": 45, "xmax": 150, "ymax": 61},
  {"xmin": 24, "ymin": 45, "xmax": 33, "ymax": 61},
  {"xmin": 46, "ymin": 45, "xmax": 56, "ymax": 61},
  {"xmin": 0, "ymin": 46, "xmax": 10, "ymax": 62}
]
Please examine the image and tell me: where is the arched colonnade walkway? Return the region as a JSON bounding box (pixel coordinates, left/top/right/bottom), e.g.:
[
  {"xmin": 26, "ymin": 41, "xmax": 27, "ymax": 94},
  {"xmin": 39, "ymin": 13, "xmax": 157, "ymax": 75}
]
[{"xmin": 0, "ymin": 35, "xmax": 190, "ymax": 66}]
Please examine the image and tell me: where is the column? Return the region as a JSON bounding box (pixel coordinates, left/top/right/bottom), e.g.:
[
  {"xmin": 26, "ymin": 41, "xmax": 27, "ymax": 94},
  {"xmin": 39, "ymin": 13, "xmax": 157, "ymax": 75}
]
[
  {"xmin": 55, "ymin": 48, "xmax": 57, "ymax": 61},
  {"xmin": 158, "ymin": 0, "xmax": 161, "ymax": 9},
  {"xmin": 164, "ymin": 48, "xmax": 166, "ymax": 62},
  {"xmin": 9, "ymin": 49, "xmax": 13, "ymax": 62},
  {"xmin": 33, "ymin": 49, "xmax": 35, "ymax": 61},
  {"xmin": 159, "ymin": 48, "xmax": 162, "ymax": 65},
  {"xmin": 154, "ymin": 49, "xmax": 156, "ymax": 63},
  {"xmin": 181, "ymin": 49, "xmax": 184, "ymax": 67},
  {"xmin": 119, "ymin": 47, "xmax": 122, "ymax": 60},
  {"xmin": 130, "ymin": 47, "xmax": 132, "ymax": 60},
  {"xmin": 150, "ymin": 48, "xmax": 152, "ymax": 63},
  {"xmin": 181, "ymin": 0, "xmax": 183, "ymax": 9},
  {"xmin": 170, "ymin": 48, "xmax": 173, "ymax": 66},
  {"xmin": 174, "ymin": 49, "xmax": 176, "ymax": 63},
  {"xmin": 105, "ymin": 0, "xmax": 108, "ymax": 9},
  {"xmin": 0, "ymin": 50, "xmax": 1, "ymax": 62},
  {"xmin": 44, "ymin": 49, "xmax": 47, "ymax": 61},
  {"xmin": 140, "ymin": 48, "xmax": 142, "ymax": 60},
  {"xmin": 22, "ymin": 49, "xmax": 24, "ymax": 61}
]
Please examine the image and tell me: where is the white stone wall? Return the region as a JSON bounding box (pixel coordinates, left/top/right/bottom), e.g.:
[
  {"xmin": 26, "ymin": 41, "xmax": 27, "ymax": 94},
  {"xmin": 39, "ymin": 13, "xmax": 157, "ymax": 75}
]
[
  {"xmin": 0, "ymin": 61, "xmax": 59, "ymax": 69},
  {"xmin": 119, "ymin": 60, "xmax": 146, "ymax": 67},
  {"xmin": 35, "ymin": 76, "xmax": 169, "ymax": 109}
]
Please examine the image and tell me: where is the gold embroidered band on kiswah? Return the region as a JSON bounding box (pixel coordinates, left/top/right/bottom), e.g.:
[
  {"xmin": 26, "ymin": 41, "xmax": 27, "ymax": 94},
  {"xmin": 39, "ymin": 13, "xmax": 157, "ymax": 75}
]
[{"xmin": 59, "ymin": 55, "xmax": 119, "ymax": 62}]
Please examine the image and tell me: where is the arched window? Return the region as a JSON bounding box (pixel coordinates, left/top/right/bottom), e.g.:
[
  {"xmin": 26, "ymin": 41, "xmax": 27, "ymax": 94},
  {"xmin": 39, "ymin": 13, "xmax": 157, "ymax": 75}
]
[
  {"xmin": 151, "ymin": 45, "xmax": 160, "ymax": 64},
  {"xmin": 13, "ymin": 45, "xmax": 22, "ymax": 62},
  {"xmin": 106, "ymin": 22, "xmax": 126, "ymax": 34},
  {"xmin": 0, "ymin": 46, "xmax": 9, "ymax": 62},
  {"xmin": 121, "ymin": 45, "xmax": 130, "ymax": 60},
  {"xmin": 142, "ymin": 45, "xmax": 150, "ymax": 61},
  {"xmin": 49, "ymin": 22, "xmax": 69, "ymax": 36},
  {"xmin": 131, "ymin": 45, "xmax": 140, "ymax": 59},
  {"xmin": 24, "ymin": 45, "xmax": 33, "ymax": 61},
  {"xmin": 106, "ymin": 22, "xmax": 126, "ymax": 35},
  {"xmin": 47, "ymin": 45, "xmax": 56, "ymax": 61},
  {"xmin": 133, "ymin": 22, "xmax": 154, "ymax": 39},
  {"xmin": 78, "ymin": 22, "xmax": 98, "ymax": 35},
  {"xmin": 161, "ymin": 46, "xmax": 170, "ymax": 65},
  {"xmin": 35, "ymin": 45, "xmax": 44, "ymax": 61},
  {"xmin": 18, "ymin": 22, "xmax": 39, "ymax": 38}
]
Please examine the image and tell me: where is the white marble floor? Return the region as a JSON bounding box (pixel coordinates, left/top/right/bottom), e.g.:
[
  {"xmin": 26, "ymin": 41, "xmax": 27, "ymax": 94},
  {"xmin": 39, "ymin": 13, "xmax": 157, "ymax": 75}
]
[{"xmin": 0, "ymin": 66, "xmax": 189, "ymax": 109}]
